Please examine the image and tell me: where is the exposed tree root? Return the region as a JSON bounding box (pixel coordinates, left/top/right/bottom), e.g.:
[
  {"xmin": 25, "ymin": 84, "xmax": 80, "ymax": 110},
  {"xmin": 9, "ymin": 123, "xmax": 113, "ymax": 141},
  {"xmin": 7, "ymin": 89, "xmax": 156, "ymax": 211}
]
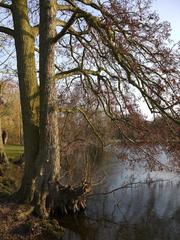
[
  {"xmin": 13, "ymin": 181, "xmax": 92, "ymax": 219},
  {"xmin": 47, "ymin": 181, "xmax": 92, "ymax": 217},
  {"xmin": 15, "ymin": 205, "xmax": 35, "ymax": 221}
]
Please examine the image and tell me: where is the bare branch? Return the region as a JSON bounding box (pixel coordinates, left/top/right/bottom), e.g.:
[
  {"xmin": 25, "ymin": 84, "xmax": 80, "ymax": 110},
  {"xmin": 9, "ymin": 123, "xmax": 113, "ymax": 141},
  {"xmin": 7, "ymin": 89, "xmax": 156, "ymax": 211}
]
[
  {"xmin": 54, "ymin": 68, "xmax": 102, "ymax": 81},
  {"xmin": 0, "ymin": 2, "xmax": 12, "ymax": 10},
  {"xmin": 76, "ymin": 107, "xmax": 104, "ymax": 147},
  {"xmin": 54, "ymin": 11, "xmax": 79, "ymax": 42},
  {"xmin": 87, "ymin": 179, "xmax": 172, "ymax": 198},
  {"xmin": 56, "ymin": 19, "xmax": 88, "ymax": 37},
  {"xmin": 76, "ymin": 0, "xmax": 102, "ymax": 11},
  {"xmin": 0, "ymin": 26, "xmax": 14, "ymax": 37},
  {"xmin": 59, "ymin": 106, "xmax": 104, "ymax": 147},
  {"xmin": 57, "ymin": 4, "xmax": 76, "ymax": 12}
]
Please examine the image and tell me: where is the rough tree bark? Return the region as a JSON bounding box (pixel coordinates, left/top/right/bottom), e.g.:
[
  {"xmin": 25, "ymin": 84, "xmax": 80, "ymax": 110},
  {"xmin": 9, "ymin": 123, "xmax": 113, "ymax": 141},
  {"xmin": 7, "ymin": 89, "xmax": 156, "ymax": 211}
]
[
  {"xmin": 33, "ymin": 0, "xmax": 61, "ymax": 217},
  {"xmin": 12, "ymin": 0, "xmax": 39, "ymax": 202}
]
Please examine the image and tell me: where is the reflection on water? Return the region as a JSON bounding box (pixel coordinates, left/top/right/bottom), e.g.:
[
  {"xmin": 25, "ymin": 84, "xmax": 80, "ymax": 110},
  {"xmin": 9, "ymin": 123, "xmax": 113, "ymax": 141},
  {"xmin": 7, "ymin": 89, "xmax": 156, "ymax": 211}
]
[{"xmin": 61, "ymin": 146, "xmax": 180, "ymax": 240}]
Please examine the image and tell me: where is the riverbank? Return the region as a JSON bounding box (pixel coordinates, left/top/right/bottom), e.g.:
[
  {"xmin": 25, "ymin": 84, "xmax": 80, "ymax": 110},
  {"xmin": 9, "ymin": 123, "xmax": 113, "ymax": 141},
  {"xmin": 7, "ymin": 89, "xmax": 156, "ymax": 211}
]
[
  {"xmin": 0, "ymin": 146, "xmax": 64, "ymax": 240},
  {"xmin": 0, "ymin": 196, "xmax": 64, "ymax": 240}
]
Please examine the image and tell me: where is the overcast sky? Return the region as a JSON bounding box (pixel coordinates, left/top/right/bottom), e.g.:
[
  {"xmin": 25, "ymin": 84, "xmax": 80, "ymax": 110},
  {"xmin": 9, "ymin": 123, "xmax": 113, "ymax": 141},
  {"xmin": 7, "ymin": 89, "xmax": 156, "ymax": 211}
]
[{"xmin": 152, "ymin": 0, "xmax": 180, "ymax": 42}]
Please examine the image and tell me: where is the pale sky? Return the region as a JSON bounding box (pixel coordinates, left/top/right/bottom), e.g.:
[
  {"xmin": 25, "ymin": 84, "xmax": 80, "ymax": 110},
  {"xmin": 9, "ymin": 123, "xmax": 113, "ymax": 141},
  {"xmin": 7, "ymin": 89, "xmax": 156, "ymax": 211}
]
[{"xmin": 152, "ymin": 0, "xmax": 180, "ymax": 42}]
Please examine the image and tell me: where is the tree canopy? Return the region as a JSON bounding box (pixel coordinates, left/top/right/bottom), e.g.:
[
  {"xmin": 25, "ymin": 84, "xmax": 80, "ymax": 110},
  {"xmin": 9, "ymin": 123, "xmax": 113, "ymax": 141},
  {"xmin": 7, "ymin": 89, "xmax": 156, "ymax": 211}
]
[{"xmin": 0, "ymin": 0, "xmax": 179, "ymax": 122}]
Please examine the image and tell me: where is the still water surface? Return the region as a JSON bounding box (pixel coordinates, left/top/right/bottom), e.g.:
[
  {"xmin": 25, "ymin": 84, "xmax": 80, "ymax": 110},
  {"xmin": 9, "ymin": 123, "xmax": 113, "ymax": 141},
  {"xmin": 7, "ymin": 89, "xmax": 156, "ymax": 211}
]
[{"xmin": 61, "ymin": 146, "xmax": 180, "ymax": 240}]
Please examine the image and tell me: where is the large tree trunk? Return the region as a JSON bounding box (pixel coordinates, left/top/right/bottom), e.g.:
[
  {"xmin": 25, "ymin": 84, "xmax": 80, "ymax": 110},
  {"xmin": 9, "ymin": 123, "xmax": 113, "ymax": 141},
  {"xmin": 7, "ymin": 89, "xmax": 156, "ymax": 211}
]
[
  {"xmin": 34, "ymin": 0, "xmax": 61, "ymax": 217},
  {"xmin": 10, "ymin": 0, "xmax": 90, "ymax": 217},
  {"xmin": 12, "ymin": 0, "xmax": 39, "ymax": 202}
]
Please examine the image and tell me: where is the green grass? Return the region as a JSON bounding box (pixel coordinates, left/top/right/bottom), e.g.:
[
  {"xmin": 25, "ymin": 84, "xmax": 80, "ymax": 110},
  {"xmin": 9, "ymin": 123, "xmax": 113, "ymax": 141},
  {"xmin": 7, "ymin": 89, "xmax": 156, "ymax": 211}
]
[
  {"xmin": 0, "ymin": 145, "xmax": 24, "ymax": 193},
  {"xmin": 4, "ymin": 144, "xmax": 24, "ymax": 159}
]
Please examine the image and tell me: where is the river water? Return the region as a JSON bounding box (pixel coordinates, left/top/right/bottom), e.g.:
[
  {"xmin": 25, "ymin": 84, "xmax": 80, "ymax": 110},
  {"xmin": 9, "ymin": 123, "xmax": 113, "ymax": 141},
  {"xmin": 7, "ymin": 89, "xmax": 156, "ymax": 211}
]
[{"xmin": 60, "ymin": 145, "xmax": 180, "ymax": 240}]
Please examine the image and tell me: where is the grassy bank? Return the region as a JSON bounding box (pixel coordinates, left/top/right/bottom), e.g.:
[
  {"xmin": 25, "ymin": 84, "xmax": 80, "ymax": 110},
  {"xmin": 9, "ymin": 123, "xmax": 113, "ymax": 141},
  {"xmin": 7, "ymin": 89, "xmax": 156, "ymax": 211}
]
[
  {"xmin": 0, "ymin": 145, "xmax": 24, "ymax": 195},
  {"xmin": 4, "ymin": 145, "xmax": 24, "ymax": 159}
]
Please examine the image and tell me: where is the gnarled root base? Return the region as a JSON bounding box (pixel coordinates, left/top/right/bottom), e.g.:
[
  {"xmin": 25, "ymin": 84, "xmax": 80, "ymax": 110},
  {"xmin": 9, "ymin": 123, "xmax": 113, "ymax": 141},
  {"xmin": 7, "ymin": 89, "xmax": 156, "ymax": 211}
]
[{"xmin": 47, "ymin": 182, "xmax": 92, "ymax": 217}]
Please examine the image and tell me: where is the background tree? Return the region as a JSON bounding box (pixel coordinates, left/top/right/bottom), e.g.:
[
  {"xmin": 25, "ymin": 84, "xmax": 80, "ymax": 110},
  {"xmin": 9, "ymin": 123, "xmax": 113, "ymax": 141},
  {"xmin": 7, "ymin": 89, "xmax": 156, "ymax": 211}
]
[
  {"xmin": 0, "ymin": 0, "xmax": 179, "ymax": 217},
  {"xmin": 0, "ymin": 80, "xmax": 11, "ymax": 163},
  {"xmin": 1, "ymin": 81, "xmax": 22, "ymax": 144}
]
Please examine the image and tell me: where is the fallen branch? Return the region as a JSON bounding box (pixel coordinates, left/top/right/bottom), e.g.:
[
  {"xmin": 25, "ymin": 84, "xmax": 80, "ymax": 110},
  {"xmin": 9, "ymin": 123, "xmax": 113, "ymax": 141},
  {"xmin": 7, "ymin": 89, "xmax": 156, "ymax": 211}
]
[{"xmin": 87, "ymin": 177, "xmax": 177, "ymax": 198}]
